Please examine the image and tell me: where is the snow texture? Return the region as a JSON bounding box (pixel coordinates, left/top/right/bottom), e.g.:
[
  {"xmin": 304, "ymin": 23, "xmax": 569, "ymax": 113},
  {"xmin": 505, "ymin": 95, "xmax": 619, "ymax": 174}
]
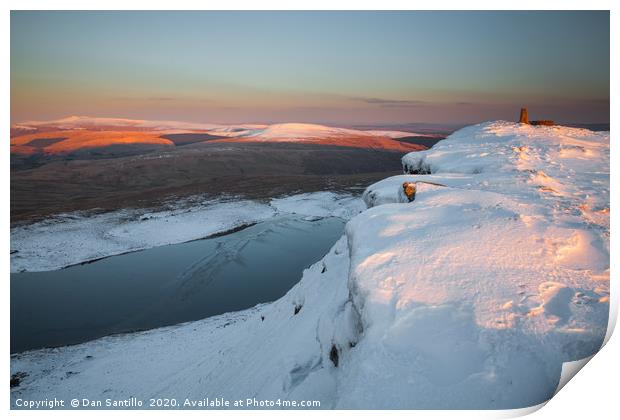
[{"xmin": 11, "ymin": 121, "xmax": 610, "ymax": 409}]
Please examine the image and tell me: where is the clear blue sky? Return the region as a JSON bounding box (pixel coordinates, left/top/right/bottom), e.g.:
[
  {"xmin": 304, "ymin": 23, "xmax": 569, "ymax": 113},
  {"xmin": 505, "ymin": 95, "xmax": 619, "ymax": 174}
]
[{"xmin": 11, "ymin": 11, "xmax": 610, "ymax": 124}]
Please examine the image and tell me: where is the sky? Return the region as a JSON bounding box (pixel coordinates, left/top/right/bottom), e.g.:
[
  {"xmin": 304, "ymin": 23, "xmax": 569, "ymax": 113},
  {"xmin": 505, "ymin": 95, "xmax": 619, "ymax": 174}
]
[{"xmin": 11, "ymin": 11, "xmax": 610, "ymax": 125}]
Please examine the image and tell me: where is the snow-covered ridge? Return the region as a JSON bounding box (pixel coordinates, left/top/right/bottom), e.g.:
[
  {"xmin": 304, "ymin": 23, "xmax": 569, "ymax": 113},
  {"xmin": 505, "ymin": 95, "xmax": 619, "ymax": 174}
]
[
  {"xmin": 14, "ymin": 115, "xmax": 267, "ymax": 135},
  {"xmin": 12, "ymin": 117, "xmax": 423, "ymax": 140},
  {"xmin": 243, "ymin": 123, "xmax": 424, "ymax": 140},
  {"xmin": 11, "ymin": 122, "xmax": 610, "ymax": 409},
  {"xmin": 351, "ymin": 121, "xmax": 609, "ymax": 407},
  {"xmin": 248, "ymin": 123, "xmax": 363, "ymax": 139}
]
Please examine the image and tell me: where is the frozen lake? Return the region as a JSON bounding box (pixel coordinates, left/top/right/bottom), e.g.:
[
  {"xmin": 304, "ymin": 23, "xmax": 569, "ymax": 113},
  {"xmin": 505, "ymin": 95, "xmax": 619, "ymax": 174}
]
[{"xmin": 11, "ymin": 216, "xmax": 344, "ymax": 353}]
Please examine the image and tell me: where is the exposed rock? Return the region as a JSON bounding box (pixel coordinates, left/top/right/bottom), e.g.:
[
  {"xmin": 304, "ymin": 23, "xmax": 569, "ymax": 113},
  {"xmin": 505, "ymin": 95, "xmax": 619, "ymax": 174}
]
[
  {"xmin": 329, "ymin": 345, "xmax": 339, "ymax": 367},
  {"xmin": 402, "ymin": 182, "xmax": 416, "ymax": 202},
  {"xmin": 531, "ymin": 120, "xmax": 555, "ymax": 126}
]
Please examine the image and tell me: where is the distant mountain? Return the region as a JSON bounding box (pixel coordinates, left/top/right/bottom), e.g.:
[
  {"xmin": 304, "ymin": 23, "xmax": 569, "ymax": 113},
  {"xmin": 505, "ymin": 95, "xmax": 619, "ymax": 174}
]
[{"xmin": 10, "ymin": 118, "xmax": 428, "ymax": 162}]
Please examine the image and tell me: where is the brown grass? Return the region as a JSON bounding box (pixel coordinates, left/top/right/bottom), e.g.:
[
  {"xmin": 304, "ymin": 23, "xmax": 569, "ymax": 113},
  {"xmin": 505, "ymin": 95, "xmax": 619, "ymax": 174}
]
[
  {"xmin": 10, "ymin": 130, "xmax": 173, "ymax": 155},
  {"xmin": 217, "ymin": 134, "xmax": 425, "ymax": 153}
]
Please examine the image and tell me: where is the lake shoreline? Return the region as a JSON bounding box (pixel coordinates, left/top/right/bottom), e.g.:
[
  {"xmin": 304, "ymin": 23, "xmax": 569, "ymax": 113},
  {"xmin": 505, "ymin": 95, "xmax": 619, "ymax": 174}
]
[
  {"xmin": 10, "ymin": 191, "xmax": 366, "ymax": 273},
  {"xmin": 11, "ymin": 215, "xmax": 347, "ymax": 353}
]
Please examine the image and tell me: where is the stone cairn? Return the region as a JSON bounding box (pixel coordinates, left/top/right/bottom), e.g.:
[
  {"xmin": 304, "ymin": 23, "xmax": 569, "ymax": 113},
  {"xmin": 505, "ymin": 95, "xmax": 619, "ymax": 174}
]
[
  {"xmin": 518, "ymin": 107, "xmax": 554, "ymax": 126},
  {"xmin": 519, "ymin": 107, "xmax": 529, "ymax": 124}
]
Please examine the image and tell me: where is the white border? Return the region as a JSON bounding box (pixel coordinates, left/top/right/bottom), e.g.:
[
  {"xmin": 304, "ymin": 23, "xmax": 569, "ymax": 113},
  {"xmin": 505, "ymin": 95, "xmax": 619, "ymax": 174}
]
[{"xmin": 3, "ymin": 2, "xmax": 617, "ymax": 420}]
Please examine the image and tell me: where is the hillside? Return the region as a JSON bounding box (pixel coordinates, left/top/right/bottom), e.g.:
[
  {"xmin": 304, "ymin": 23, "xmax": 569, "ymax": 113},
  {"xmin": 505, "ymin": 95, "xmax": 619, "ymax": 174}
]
[
  {"xmin": 10, "ymin": 119, "xmax": 427, "ymax": 159},
  {"xmin": 11, "ymin": 121, "xmax": 610, "ymax": 409}
]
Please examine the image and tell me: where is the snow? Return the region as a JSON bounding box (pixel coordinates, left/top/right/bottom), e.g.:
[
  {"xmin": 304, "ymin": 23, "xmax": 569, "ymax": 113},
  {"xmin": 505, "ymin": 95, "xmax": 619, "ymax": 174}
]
[
  {"xmin": 13, "ymin": 117, "xmax": 432, "ymax": 141},
  {"xmin": 344, "ymin": 121, "xmax": 609, "ymax": 407},
  {"xmin": 11, "ymin": 121, "xmax": 609, "ymax": 409},
  {"xmin": 271, "ymin": 191, "xmax": 366, "ymax": 220},
  {"xmin": 12, "ymin": 237, "xmax": 354, "ymax": 409},
  {"xmin": 231, "ymin": 123, "xmax": 427, "ymax": 141},
  {"xmin": 14, "ymin": 116, "xmax": 266, "ymax": 137},
  {"xmin": 363, "ymin": 130, "xmax": 435, "ymax": 138},
  {"xmin": 240, "ymin": 123, "xmax": 365, "ymax": 141},
  {"xmin": 339, "ymin": 188, "xmax": 608, "ymax": 408},
  {"xmin": 11, "ymin": 192, "xmax": 364, "ymax": 273}
]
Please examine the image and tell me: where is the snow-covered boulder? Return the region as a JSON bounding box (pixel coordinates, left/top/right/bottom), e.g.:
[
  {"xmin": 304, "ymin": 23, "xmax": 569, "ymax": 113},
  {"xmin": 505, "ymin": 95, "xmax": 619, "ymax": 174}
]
[{"xmin": 362, "ymin": 176, "xmax": 454, "ymax": 208}]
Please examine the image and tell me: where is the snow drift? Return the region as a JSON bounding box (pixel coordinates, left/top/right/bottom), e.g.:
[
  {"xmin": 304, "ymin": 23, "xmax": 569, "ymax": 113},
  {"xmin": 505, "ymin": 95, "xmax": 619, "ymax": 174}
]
[{"xmin": 11, "ymin": 121, "xmax": 610, "ymax": 410}]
